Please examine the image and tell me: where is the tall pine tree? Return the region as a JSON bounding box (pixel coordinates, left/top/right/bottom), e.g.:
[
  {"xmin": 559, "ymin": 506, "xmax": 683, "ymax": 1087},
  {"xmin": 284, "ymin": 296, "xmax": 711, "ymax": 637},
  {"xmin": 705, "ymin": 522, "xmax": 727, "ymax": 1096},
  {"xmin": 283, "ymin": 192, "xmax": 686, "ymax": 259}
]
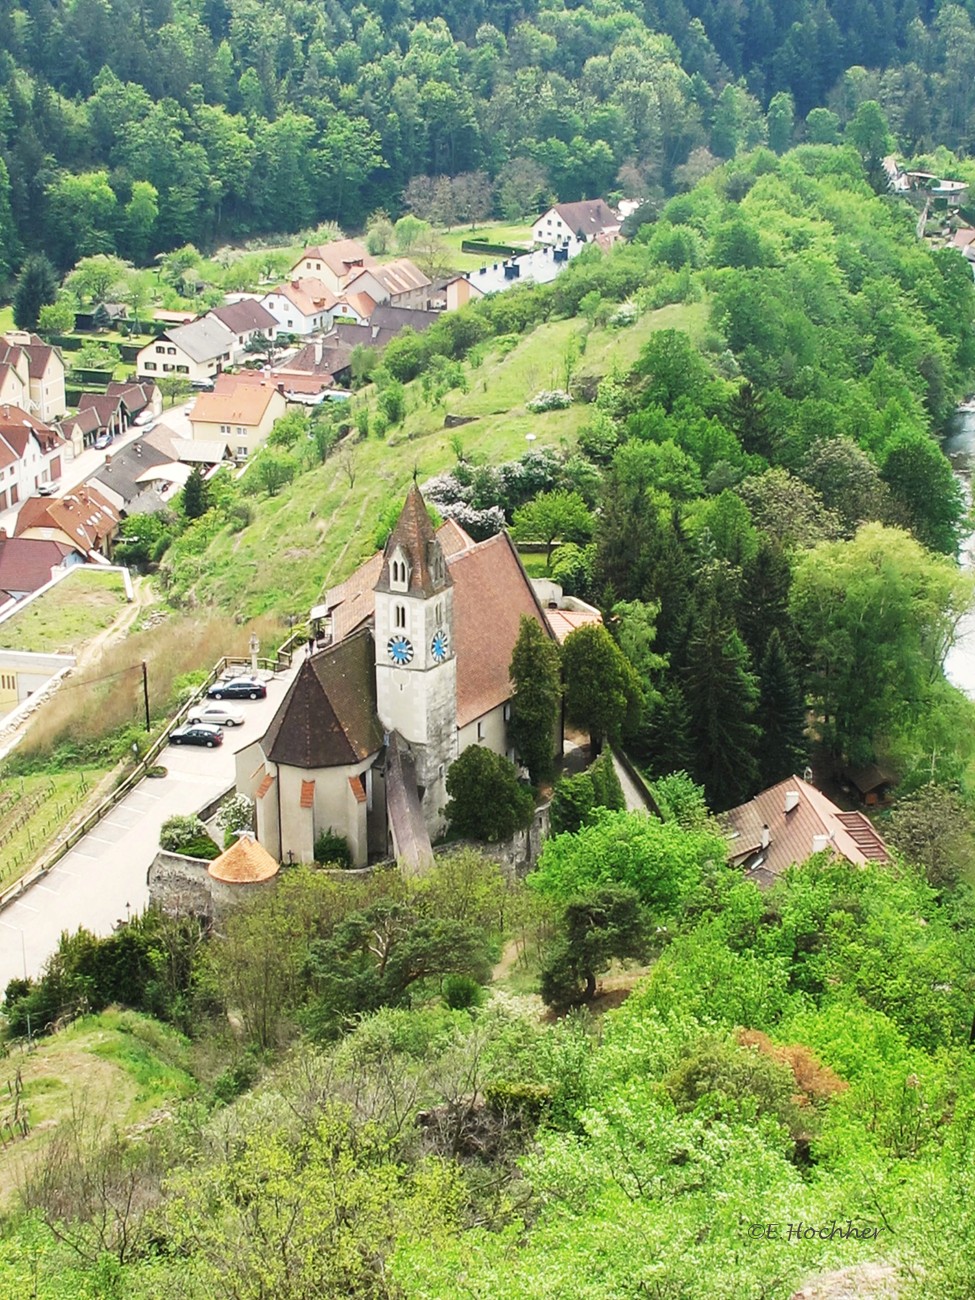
[
  {"xmin": 756, "ymin": 627, "xmax": 807, "ymax": 787},
  {"xmin": 182, "ymin": 467, "xmax": 209, "ymax": 520},
  {"xmin": 13, "ymin": 254, "xmax": 57, "ymax": 330},
  {"xmin": 682, "ymin": 596, "xmax": 760, "ymax": 810},
  {"xmin": 508, "ymin": 615, "xmax": 562, "ymax": 785}
]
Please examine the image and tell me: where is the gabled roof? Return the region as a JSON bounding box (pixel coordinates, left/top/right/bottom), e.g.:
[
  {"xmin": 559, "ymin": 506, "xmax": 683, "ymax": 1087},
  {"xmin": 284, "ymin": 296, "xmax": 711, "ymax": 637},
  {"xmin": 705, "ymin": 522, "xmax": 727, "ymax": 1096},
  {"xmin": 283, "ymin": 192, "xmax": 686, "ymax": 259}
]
[
  {"xmin": 340, "ymin": 290, "xmax": 378, "ymax": 320},
  {"xmin": 448, "ymin": 530, "xmax": 552, "ymax": 726},
  {"xmin": 190, "ymin": 383, "xmax": 281, "ymax": 429},
  {"xmin": 0, "ymin": 405, "xmax": 64, "ymax": 455},
  {"xmin": 549, "ymin": 198, "xmax": 619, "ymax": 238},
  {"xmin": 19, "ymin": 336, "xmax": 60, "ymax": 379},
  {"xmin": 724, "ymin": 776, "xmax": 890, "ymax": 884},
  {"xmin": 77, "ymin": 393, "xmax": 123, "ymax": 428},
  {"xmin": 375, "ymin": 483, "xmax": 451, "ymax": 598},
  {"xmin": 207, "ymin": 835, "xmax": 280, "ymax": 883},
  {"xmin": 87, "ymin": 436, "xmax": 175, "ymax": 504},
  {"xmin": 14, "ymin": 484, "xmax": 120, "ymax": 550},
  {"xmin": 294, "ymin": 239, "xmax": 376, "ymax": 280},
  {"xmin": 164, "ymin": 317, "xmax": 236, "ymax": 364},
  {"xmin": 346, "ymin": 258, "xmax": 430, "ymax": 298},
  {"xmin": 0, "ymin": 536, "xmax": 73, "ymax": 598},
  {"xmin": 263, "ymin": 628, "xmax": 384, "ymax": 769},
  {"xmin": 265, "ymin": 278, "xmax": 339, "ymax": 318},
  {"xmin": 316, "ymin": 514, "xmax": 553, "ymax": 729},
  {"xmin": 209, "ymin": 299, "xmax": 279, "ymax": 336},
  {"xmin": 106, "ymin": 380, "xmax": 156, "ymax": 414},
  {"xmin": 369, "ymin": 304, "xmax": 440, "ymax": 335}
]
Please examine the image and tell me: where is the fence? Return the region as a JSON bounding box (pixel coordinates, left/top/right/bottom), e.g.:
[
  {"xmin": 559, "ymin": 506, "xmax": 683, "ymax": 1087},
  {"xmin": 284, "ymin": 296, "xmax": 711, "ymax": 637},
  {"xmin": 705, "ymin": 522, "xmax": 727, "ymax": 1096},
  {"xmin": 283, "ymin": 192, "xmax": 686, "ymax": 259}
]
[{"xmin": 0, "ymin": 626, "xmax": 301, "ymax": 913}]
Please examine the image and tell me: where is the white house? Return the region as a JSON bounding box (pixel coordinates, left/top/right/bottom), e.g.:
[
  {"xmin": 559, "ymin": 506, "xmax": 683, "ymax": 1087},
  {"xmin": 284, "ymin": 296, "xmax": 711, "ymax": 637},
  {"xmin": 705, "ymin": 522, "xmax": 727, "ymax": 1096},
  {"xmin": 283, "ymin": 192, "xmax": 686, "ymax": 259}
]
[
  {"xmin": 207, "ymin": 299, "xmax": 279, "ymax": 362},
  {"xmin": 136, "ymin": 317, "xmax": 236, "ymax": 385},
  {"xmin": 1, "ymin": 333, "xmax": 67, "ymax": 422},
  {"xmin": 533, "ymin": 198, "xmax": 620, "ymax": 246},
  {"xmin": 0, "ymin": 406, "xmax": 66, "ymax": 510},
  {"xmin": 261, "ymin": 279, "xmax": 339, "ymax": 336},
  {"xmin": 288, "ymin": 239, "xmax": 376, "ymax": 293}
]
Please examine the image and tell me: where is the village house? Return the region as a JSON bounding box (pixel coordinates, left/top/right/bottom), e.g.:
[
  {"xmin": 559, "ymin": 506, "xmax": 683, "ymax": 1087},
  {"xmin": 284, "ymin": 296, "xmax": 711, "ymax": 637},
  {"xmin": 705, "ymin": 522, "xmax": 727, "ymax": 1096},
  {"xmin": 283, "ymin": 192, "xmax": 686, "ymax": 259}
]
[
  {"xmin": 0, "ymin": 534, "xmax": 78, "ymax": 608},
  {"xmin": 71, "ymin": 392, "xmax": 126, "ymax": 448},
  {"xmin": 135, "ymin": 317, "xmax": 236, "ymax": 386},
  {"xmin": 341, "ymin": 258, "xmax": 432, "ymax": 310},
  {"xmin": 14, "ymin": 483, "xmax": 120, "ymax": 556},
  {"xmin": 235, "ymin": 486, "xmax": 565, "ymax": 870},
  {"xmin": 105, "ymin": 380, "xmax": 162, "ymax": 425},
  {"xmin": 261, "ymin": 278, "xmax": 339, "ymax": 336},
  {"xmin": 724, "ymin": 775, "xmax": 890, "ymax": 889},
  {"xmin": 188, "ymin": 380, "xmax": 287, "ymax": 459},
  {"xmin": 289, "ymin": 239, "xmax": 376, "ymax": 293},
  {"xmin": 532, "ymin": 198, "xmax": 620, "ymax": 246},
  {"xmin": 208, "ymin": 299, "xmax": 279, "ymax": 357},
  {"xmin": 0, "ymin": 407, "xmax": 66, "ymax": 510},
  {"xmin": 1, "ymin": 333, "xmax": 67, "ymax": 423}
]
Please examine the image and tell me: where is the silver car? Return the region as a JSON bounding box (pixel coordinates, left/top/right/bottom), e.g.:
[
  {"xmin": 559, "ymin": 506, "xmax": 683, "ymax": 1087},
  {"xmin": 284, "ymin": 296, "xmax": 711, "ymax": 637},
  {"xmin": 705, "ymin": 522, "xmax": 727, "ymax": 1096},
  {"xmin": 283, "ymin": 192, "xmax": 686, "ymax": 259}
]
[{"xmin": 187, "ymin": 703, "xmax": 247, "ymax": 727}]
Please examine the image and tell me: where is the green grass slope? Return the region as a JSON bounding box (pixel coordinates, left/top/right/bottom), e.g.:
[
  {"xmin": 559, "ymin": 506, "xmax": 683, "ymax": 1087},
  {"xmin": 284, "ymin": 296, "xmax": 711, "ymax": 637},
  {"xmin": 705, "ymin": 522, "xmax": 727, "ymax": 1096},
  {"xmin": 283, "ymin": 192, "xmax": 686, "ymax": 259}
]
[{"xmin": 173, "ymin": 300, "xmax": 708, "ymax": 619}]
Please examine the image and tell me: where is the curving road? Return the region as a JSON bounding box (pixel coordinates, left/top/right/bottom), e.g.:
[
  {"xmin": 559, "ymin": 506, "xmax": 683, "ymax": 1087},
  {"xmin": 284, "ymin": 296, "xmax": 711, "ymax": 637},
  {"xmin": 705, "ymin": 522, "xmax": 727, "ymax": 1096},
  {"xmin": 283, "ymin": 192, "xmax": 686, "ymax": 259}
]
[{"xmin": 0, "ymin": 665, "xmax": 297, "ymax": 988}]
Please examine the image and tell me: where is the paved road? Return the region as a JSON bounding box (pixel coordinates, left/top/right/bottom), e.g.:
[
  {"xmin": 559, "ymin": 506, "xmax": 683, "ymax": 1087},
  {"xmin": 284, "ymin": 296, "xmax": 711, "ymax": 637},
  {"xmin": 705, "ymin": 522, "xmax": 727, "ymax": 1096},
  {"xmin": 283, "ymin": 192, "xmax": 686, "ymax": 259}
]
[
  {"xmin": 0, "ymin": 400, "xmax": 194, "ymax": 537},
  {"xmin": 0, "ymin": 665, "xmax": 297, "ymax": 986}
]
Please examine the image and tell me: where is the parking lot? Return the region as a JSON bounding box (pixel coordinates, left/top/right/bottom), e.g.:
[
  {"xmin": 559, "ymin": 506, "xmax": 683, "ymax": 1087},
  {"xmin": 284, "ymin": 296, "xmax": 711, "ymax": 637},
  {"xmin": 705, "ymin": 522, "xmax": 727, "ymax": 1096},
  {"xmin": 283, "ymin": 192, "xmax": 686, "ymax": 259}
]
[{"xmin": 0, "ymin": 664, "xmax": 297, "ymax": 987}]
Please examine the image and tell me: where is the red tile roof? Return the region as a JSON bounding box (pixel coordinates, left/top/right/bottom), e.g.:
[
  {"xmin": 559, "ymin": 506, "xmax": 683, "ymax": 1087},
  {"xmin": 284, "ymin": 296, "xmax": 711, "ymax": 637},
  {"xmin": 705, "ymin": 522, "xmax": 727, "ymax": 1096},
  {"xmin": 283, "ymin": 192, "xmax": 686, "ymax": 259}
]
[
  {"xmin": 0, "ymin": 536, "xmax": 73, "ymax": 597},
  {"xmin": 724, "ymin": 776, "xmax": 890, "ymax": 883},
  {"xmin": 190, "ymin": 383, "xmax": 281, "ymax": 429},
  {"xmin": 14, "ymin": 484, "xmax": 120, "ymax": 551},
  {"xmin": 256, "ymin": 772, "xmax": 274, "ymax": 799}
]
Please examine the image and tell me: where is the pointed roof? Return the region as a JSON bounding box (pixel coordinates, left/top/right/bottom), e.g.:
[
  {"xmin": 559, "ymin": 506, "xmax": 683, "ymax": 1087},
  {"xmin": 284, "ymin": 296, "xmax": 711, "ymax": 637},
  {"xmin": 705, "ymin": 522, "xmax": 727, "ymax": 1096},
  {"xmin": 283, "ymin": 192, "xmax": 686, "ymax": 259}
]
[
  {"xmin": 207, "ymin": 835, "xmax": 280, "ymax": 883},
  {"xmin": 375, "ymin": 483, "xmax": 451, "ymax": 597},
  {"xmin": 263, "ymin": 627, "xmax": 384, "ymax": 769}
]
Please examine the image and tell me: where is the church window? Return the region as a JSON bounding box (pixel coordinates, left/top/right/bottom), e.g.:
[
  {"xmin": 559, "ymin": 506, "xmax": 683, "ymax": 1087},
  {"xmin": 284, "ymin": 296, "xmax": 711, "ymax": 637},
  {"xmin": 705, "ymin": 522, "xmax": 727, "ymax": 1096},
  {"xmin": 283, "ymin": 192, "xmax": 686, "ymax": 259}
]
[
  {"xmin": 391, "ymin": 556, "xmax": 409, "ymax": 589},
  {"xmin": 477, "ymin": 720, "xmax": 485, "ymax": 741},
  {"xmin": 436, "ymin": 600, "xmax": 444, "ymax": 625},
  {"xmin": 503, "ymin": 703, "xmax": 511, "ymax": 721},
  {"xmin": 394, "ymin": 604, "xmax": 406, "ymax": 629}
]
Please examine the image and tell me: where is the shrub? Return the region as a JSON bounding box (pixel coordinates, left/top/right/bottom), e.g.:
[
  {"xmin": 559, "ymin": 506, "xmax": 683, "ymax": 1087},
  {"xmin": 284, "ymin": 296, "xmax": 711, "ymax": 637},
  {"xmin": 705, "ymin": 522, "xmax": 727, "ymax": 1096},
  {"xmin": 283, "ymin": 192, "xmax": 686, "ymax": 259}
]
[
  {"xmin": 160, "ymin": 814, "xmax": 209, "ymax": 853},
  {"xmin": 445, "ymin": 747, "xmax": 534, "ymax": 842},
  {"xmin": 526, "ymin": 389, "xmax": 572, "ymax": 413},
  {"xmin": 442, "ymin": 973, "xmax": 485, "ymax": 1010},
  {"xmin": 315, "ymin": 827, "xmax": 353, "ymax": 868}
]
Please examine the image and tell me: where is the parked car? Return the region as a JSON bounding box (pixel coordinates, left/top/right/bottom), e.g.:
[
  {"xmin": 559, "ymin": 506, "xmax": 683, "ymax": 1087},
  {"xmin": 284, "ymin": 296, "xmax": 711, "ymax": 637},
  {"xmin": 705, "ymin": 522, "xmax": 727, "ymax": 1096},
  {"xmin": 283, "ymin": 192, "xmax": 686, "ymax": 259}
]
[
  {"xmin": 134, "ymin": 409, "xmax": 156, "ymax": 426},
  {"xmin": 207, "ymin": 678, "xmax": 267, "ymax": 701},
  {"xmin": 94, "ymin": 432, "xmax": 113, "ymax": 450},
  {"xmin": 169, "ymin": 724, "xmax": 224, "ymax": 748},
  {"xmin": 187, "ymin": 703, "xmax": 246, "ymax": 727},
  {"xmin": 37, "ymin": 482, "xmax": 57, "ymax": 496}
]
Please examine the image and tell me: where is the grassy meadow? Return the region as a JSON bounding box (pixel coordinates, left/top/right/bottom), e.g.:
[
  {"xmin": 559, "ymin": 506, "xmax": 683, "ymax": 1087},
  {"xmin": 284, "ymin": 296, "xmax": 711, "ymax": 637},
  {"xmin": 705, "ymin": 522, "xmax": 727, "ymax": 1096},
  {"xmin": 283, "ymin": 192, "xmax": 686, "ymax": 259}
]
[{"xmin": 0, "ymin": 569, "xmax": 127, "ymax": 655}]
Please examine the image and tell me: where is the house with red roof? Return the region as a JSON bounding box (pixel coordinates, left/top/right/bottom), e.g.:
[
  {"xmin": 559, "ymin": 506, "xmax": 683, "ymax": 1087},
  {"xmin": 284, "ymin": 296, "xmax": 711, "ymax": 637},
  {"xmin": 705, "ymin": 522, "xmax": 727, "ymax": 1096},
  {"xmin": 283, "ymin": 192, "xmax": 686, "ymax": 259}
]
[
  {"xmin": 235, "ymin": 486, "xmax": 563, "ymax": 869},
  {"xmin": 14, "ymin": 483, "xmax": 120, "ymax": 556},
  {"xmin": 0, "ymin": 406, "xmax": 66, "ymax": 511},
  {"xmin": 0, "ymin": 332, "xmax": 67, "ymax": 422}
]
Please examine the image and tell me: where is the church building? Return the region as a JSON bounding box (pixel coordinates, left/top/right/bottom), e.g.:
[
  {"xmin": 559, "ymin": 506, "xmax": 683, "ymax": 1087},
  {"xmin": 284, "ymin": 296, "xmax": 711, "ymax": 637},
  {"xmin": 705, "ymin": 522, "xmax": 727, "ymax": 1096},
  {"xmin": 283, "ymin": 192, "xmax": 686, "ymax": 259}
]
[{"xmin": 235, "ymin": 485, "xmax": 589, "ymax": 870}]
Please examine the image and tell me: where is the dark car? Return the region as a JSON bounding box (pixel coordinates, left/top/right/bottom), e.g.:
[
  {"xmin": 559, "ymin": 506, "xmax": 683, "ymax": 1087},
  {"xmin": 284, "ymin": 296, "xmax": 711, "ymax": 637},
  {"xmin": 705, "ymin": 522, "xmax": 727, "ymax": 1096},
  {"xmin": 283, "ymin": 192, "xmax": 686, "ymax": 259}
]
[
  {"xmin": 207, "ymin": 677, "xmax": 267, "ymax": 701},
  {"xmin": 169, "ymin": 724, "xmax": 224, "ymax": 748}
]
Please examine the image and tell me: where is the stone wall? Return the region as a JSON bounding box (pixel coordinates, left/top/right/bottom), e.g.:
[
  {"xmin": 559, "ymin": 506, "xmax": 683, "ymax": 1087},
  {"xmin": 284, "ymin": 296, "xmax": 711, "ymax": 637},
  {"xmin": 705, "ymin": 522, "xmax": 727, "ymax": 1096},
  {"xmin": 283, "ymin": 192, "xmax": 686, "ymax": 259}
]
[{"xmin": 147, "ymin": 850, "xmax": 213, "ymax": 922}]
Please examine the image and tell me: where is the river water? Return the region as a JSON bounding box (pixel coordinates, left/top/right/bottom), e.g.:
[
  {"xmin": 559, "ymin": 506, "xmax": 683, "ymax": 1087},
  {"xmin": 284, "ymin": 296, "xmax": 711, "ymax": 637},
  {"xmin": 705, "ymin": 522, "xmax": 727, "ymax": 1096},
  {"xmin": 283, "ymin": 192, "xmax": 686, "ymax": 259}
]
[{"xmin": 942, "ymin": 412, "xmax": 975, "ymax": 695}]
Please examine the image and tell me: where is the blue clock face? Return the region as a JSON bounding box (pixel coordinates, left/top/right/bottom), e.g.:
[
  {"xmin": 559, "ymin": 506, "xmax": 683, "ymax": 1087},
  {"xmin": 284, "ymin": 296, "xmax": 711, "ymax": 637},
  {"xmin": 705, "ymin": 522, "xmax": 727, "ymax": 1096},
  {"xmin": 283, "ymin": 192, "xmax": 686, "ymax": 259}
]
[
  {"xmin": 431, "ymin": 630, "xmax": 449, "ymax": 663},
  {"xmin": 387, "ymin": 636, "xmax": 414, "ymax": 665}
]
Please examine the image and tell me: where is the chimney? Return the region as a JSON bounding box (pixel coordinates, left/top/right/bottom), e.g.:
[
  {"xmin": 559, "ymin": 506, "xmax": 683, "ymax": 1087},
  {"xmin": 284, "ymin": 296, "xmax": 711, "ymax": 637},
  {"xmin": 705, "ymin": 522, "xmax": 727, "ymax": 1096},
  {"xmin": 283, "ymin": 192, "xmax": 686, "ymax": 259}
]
[
  {"xmin": 291, "ymin": 280, "xmax": 299, "ymax": 289},
  {"xmin": 784, "ymin": 790, "xmax": 800, "ymax": 814},
  {"xmin": 812, "ymin": 833, "xmax": 831, "ymax": 855},
  {"xmin": 105, "ymin": 453, "xmax": 112, "ymax": 465},
  {"xmin": 760, "ymin": 824, "xmax": 770, "ymax": 849},
  {"xmin": 314, "ymin": 339, "xmax": 322, "ymax": 366},
  {"xmin": 0, "ymin": 527, "xmax": 6, "ymax": 539}
]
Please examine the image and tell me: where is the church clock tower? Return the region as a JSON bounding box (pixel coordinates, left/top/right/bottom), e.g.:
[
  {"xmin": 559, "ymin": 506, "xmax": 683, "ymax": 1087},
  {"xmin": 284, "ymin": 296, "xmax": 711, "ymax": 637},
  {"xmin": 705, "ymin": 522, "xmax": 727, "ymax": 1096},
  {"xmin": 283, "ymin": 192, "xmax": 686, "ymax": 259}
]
[{"xmin": 374, "ymin": 485, "xmax": 457, "ymax": 831}]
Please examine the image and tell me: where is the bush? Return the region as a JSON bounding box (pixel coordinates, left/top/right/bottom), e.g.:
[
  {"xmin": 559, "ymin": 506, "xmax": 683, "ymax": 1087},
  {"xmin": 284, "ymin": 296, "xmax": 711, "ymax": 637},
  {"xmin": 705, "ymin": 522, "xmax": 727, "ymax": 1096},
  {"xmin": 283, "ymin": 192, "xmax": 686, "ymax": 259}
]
[
  {"xmin": 442, "ymin": 973, "xmax": 485, "ymax": 1010},
  {"xmin": 315, "ymin": 827, "xmax": 353, "ymax": 868},
  {"xmin": 526, "ymin": 389, "xmax": 572, "ymax": 413},
  {"xmin": 160, "ymin": 814, "xmax": 210, "ymax": 853}
]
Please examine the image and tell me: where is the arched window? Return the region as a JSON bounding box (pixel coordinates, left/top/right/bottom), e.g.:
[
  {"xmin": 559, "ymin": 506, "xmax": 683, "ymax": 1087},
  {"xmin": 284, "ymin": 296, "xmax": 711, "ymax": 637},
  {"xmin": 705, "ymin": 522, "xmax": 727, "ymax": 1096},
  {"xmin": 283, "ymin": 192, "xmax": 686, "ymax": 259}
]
[{"xmin": 394, "ymin": 604, "xmax": 407, "ymax": 629}]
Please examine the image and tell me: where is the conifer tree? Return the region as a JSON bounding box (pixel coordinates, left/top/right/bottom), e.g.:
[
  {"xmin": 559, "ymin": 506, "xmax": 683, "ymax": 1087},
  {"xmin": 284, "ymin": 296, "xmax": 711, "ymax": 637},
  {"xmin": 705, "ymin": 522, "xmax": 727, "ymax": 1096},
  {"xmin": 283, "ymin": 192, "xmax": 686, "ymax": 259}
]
[
  {"xmin": 508, "ymin": 615, "xmax": 562, "ymax": 785},
  {"xmin": 756, "ymin": 627, "xmax": 807, "ymax": 787},
  {"xmin": 182, "ymin": 467, "xmax": 209, "ymax": 520},
  {"xmin": 682, "ymin": 596, "xmax": 760, "ymax": 810},
  {"xmin": 13, "ymin": 254, "xmax": 58, "ymax": 330}
]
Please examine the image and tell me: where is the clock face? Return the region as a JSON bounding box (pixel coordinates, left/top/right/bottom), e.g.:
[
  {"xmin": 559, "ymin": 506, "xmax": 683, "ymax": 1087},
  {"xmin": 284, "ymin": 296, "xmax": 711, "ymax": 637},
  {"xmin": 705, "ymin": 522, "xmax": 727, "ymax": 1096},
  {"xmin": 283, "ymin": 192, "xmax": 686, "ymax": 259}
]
[
  {"xmin": 387, "ymin": 636, "xmax": 414, "ymax": 666},
  {"xmin": 431, "ymin": 630, "xmax": 449, "ymax": 663}
]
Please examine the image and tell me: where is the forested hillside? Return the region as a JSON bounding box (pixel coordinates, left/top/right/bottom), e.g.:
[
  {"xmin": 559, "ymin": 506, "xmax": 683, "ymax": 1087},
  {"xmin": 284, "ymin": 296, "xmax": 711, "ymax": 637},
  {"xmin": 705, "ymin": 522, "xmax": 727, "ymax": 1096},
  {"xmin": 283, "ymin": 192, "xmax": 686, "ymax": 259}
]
[{"xmin": 5, "ymin": 0, "xmax": 975, "ymax": 272}]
